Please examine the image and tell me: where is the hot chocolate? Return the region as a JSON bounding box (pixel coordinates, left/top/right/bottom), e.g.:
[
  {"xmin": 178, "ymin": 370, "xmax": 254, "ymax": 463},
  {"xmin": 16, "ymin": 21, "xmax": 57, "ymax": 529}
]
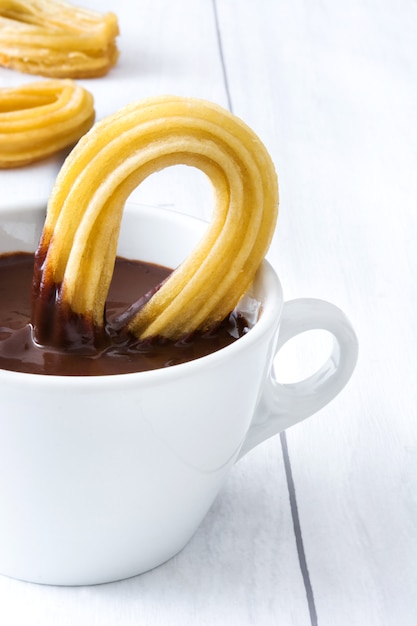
[{"xmin": 0, "ymin": 253, "xmax": 248, "ymax": 376}]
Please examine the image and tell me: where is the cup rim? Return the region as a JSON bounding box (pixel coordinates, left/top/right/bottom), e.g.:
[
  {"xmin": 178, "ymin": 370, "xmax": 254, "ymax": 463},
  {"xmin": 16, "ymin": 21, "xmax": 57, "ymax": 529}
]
[{"xmin": 0, "ymin": 201, "xmax": 283, "ymax": 387}]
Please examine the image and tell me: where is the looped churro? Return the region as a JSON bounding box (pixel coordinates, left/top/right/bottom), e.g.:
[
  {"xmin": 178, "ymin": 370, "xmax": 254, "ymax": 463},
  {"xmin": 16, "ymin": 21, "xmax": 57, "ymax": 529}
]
[
  {"xmin": 0, "ymin": 0, "xmax": 119, "ymax": 78},
  {"xmin": 0, "ymin": 79, "xmax": 95, "ymax": 167},
  {"xmin": 32, "ymin": 96, "xmax": 279, "ymax": 345}
]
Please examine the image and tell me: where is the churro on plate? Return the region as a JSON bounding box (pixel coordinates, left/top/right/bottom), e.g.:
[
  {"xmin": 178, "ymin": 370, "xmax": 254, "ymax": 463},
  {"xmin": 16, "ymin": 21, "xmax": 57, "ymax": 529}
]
[
  {"xmin": 0, "ymin": 0, "xmax": 119, "ymax": 78},
  {"xmin": 0, "ymin": 79, "xmax": 95, "ymax": 167}
]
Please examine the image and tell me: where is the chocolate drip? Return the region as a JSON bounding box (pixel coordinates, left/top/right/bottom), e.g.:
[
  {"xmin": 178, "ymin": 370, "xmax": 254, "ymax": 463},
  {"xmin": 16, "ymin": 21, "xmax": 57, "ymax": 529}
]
[{"xmin": 31, "ymin": 245, "xmax": 106, "ymax": 352}]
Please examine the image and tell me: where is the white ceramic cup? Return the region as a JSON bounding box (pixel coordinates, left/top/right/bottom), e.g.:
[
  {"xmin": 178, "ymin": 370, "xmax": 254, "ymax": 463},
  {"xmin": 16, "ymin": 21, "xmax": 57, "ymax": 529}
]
[{"xmin": 0, "ymin": 202, "xmax": 358, "ymax": 585}]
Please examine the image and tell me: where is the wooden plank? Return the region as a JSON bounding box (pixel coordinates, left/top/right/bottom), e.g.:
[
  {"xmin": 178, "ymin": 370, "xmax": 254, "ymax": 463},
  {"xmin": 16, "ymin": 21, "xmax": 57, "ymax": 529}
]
[{"xmin": 216, "ymin": 0, "xmax": 417, "ymax": 624}]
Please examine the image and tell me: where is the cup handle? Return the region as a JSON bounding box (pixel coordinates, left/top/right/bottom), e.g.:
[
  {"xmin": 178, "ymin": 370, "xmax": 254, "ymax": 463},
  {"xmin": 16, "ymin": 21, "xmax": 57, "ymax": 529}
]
[{"xmin": 238, "ymin": 298, "xmax": 359, "ymax": 458}]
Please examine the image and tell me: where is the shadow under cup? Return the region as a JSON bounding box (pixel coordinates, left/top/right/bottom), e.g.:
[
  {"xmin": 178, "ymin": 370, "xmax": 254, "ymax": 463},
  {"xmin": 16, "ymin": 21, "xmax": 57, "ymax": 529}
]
[{"xmin": 0, "ymin": 202, "xmax": 284, "ymax": 585}]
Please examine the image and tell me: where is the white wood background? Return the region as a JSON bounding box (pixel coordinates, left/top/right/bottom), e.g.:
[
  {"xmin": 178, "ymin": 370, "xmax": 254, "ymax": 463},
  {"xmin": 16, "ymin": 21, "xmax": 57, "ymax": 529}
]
[{"xmin": 0, "ymin": 1, "xmax": 416, "ymax": 624}]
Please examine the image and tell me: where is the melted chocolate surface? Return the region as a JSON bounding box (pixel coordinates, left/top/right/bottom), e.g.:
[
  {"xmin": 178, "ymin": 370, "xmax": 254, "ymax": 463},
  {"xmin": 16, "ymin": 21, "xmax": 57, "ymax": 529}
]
[{"xmin": 0, "ymin": 253, "xmax": 247, "ymax": 376}]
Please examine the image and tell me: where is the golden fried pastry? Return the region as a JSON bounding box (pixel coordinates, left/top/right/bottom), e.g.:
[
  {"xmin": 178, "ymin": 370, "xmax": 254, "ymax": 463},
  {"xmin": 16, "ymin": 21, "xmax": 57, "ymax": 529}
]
[
  {"xmin": 0, "ymin": 79, "xmax": 95, "ymax": 167},
  {"xmin": 0, "ymin": 0, "xmax": 119, "ymax": 78},
  {"xmin": 32, "ymin": 96, "xmax": 278, "ymax": 344}
]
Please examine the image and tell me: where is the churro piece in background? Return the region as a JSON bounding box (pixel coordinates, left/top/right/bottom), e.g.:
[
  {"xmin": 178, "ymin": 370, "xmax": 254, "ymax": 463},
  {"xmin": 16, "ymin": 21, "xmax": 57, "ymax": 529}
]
[
  {"xmin": 32, "ymin": 96, "xmax": 279, "ymax": 345},
  {"xmin": 0, "ymin": 0, "xmax": 119, "ymax": 78},
  {"xmin": 0, "ymin": 79, "xmax": 95, "ymax": 167}
]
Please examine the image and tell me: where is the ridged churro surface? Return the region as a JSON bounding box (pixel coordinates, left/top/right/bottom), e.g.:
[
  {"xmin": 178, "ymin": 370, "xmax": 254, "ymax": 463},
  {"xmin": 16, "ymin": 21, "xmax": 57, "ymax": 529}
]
[
  {"xmin": 0, "ymin": 79, "xmax": 95, "ymax": 167},
  {"xmin": 33, "ymin": 96, "xmax": 279, "ymax": 344},
  {"xmin": 0, "ymin": 0, "xmax": 119, "ymax": 78}
]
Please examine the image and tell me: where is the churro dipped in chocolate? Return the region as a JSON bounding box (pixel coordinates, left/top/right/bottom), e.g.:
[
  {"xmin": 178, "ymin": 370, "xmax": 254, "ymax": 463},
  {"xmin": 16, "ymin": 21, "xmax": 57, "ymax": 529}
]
[
  {"xmin": 32, "ymin": 96, "xmax": 279, "ymax": 349},
  {"xmin": 0, "ymin": 0, "xmax": 119, "ymax": 78},
  {"xmin": 0, "ymin": 79, "xmax": 94, "ymax": 167}
]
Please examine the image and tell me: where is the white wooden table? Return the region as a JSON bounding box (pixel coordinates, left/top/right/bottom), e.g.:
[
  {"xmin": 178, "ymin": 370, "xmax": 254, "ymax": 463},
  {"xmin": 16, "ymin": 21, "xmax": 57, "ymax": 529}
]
[{"xmin": 0, "ymin": 1, "xmax": 416, "ymax": 624}]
